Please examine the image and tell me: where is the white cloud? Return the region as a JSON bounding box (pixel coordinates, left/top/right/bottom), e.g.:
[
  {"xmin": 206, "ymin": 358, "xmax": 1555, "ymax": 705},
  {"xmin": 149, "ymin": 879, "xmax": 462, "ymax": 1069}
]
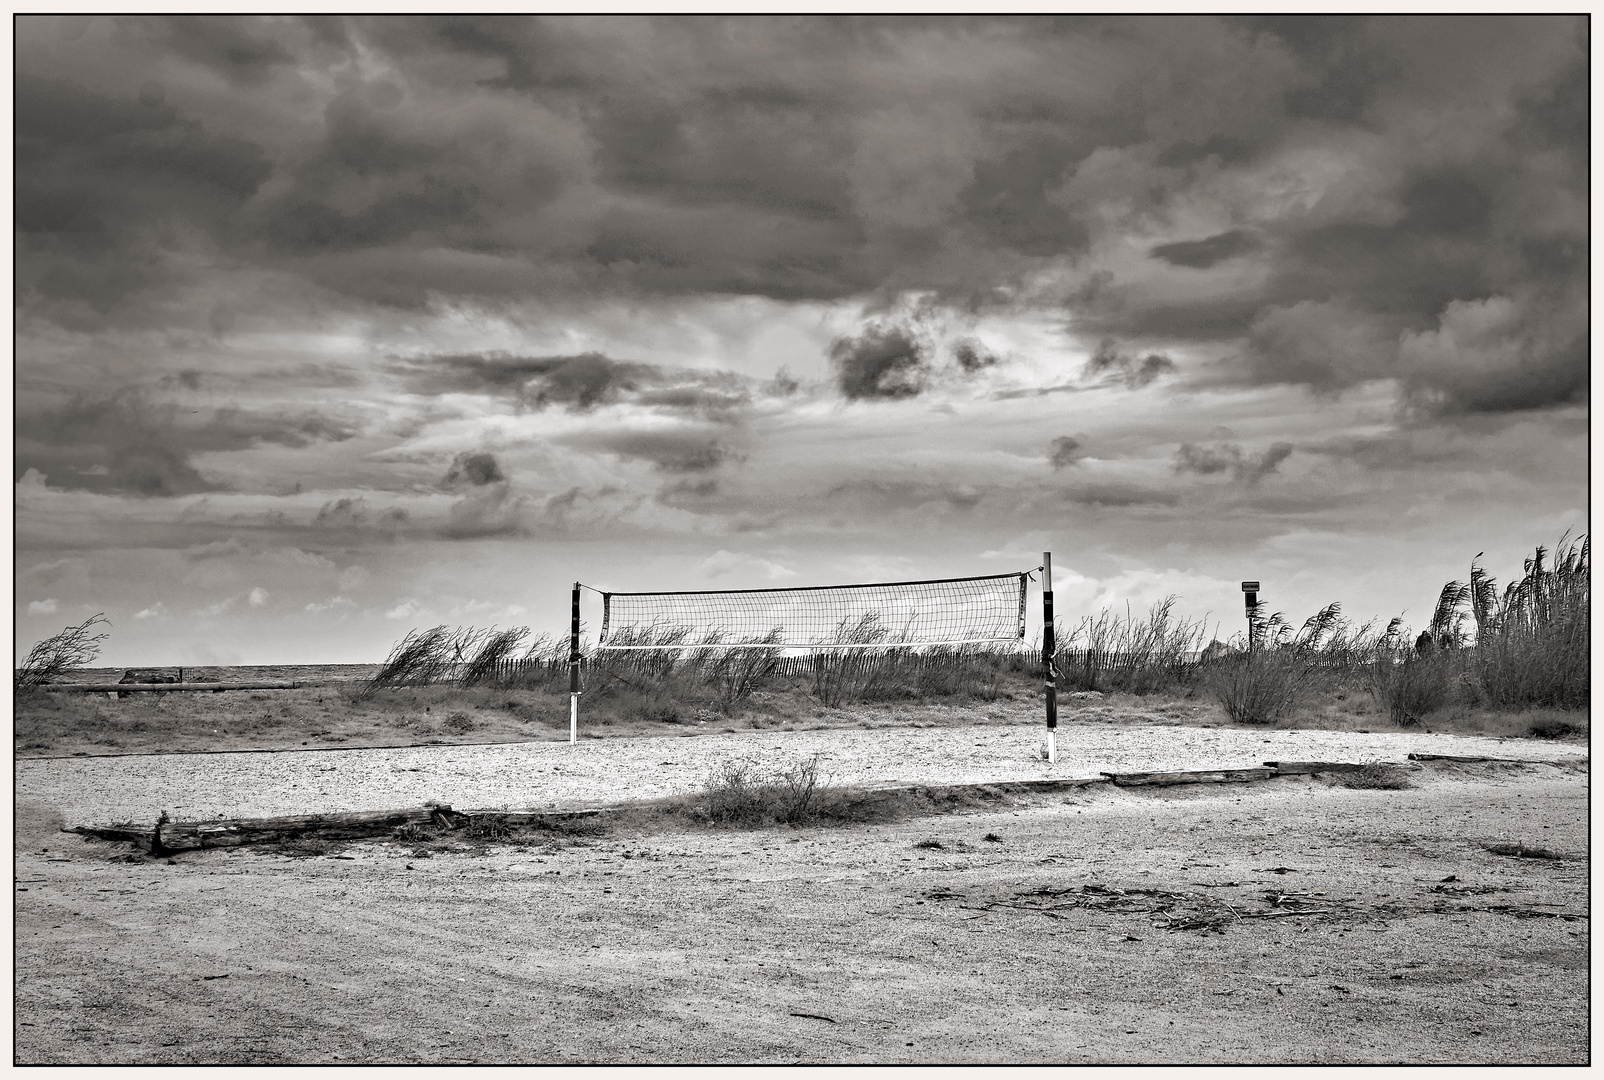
[
  {"xmin": 199, "ymin": 596, "xmax": 237, "ymax": 617},
  {"xmin": 699, "ymin": 549, "xmax": 799, "ymax": 582},
  {"xmin": 248, "ymin": 586, "xmax": 270, "ymax": 608},
  {"xmin": 27, "ymin": 598, "xmax": 58, "ymax": 615},
  {"xmin": 305, "ymin": 596, "xmax": 355, "ymax": 614},
  {"xmin": 134, "ymin": 604, "xmax": 166, "ymax": 620},
  {"xmin": 386, "ymin": 598, "xmax": 422, "ymax": 621}
]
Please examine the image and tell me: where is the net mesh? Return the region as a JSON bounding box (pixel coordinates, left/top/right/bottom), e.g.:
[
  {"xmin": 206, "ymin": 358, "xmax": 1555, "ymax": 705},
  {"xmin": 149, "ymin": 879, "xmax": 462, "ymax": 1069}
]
[{"xmin": 595, "ymin": 572, "xmax": 1030, "ymax": 651}]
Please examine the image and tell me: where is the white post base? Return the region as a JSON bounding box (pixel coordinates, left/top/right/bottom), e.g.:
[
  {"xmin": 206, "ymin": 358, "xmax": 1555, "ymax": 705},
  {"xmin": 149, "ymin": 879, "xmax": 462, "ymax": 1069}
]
[
  {"xmin": 569, "ymin": 693, "xmax": 578, "ymax": 744},
  {"xmin": 1047, "ymin": 729, "xmax": 1057, "ymax": 765}
]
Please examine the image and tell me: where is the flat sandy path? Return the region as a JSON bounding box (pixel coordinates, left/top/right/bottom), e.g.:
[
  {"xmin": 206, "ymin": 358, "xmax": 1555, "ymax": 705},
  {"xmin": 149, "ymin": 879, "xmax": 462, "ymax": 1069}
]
[{"xmin": 17, "ymin": 720, "xmax": 1584, "ymax": 826}]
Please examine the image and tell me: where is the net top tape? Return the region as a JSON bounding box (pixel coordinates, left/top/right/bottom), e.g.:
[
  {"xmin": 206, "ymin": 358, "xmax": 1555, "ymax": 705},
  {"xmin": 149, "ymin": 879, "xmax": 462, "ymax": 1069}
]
[{"xmin": 589, "ymin": 569, "xmax": 1030, "ymax": 599}]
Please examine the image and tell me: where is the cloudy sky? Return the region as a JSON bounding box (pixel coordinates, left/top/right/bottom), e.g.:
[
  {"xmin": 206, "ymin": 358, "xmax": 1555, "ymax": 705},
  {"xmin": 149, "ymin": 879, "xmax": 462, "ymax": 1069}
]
[{"xmin": 14, "ymin": 15, "xmax": 1589, "ymax": 666}]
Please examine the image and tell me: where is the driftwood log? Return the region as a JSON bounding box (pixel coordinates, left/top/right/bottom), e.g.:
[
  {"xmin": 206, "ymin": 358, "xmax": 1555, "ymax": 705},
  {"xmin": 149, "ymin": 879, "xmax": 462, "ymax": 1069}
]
[
  {"xmin": 67, "ymin": 803, "xmax": 609, "ymax": 855},
  {"xmin": 1264, "ymin": 761, "xmax": 1369, "ymax": 775}
]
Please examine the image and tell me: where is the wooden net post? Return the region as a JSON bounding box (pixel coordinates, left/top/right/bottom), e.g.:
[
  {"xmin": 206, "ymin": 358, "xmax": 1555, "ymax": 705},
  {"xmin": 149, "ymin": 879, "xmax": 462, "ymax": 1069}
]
[
  {"xmin": 1043, "ymin": 552, "xmax": 1057, "ymax": 764},
  {"xmin": 569, "ymin": 583, "xmax": 581, "ymax": 744}
]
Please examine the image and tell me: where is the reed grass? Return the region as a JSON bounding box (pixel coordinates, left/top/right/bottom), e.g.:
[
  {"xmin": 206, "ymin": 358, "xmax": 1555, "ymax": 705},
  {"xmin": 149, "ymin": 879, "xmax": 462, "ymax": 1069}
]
[
  {"xmin": 1465, "ymin": 535, "xmax": 1588, "ymax": 710},
  {"xmin": 1054, "ymin": 596, "xmax": 1211, "ymax": 695}
]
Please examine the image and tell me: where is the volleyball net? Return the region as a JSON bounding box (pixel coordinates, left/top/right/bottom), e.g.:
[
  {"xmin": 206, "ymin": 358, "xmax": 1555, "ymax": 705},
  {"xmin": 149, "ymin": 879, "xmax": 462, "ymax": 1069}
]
[{"xmin": 588, "ymin": 571, "xmax": 1032, "ymax": 652}]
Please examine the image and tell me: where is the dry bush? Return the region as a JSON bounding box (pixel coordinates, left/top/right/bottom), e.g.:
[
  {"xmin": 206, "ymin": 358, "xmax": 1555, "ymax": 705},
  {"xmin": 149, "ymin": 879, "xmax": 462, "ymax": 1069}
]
[
  {"xmin": 1203, "ymin": 603, "xmax": 1348, "ymax": 724},
  {"xmin": 16, "ymin": 613, "xmax": 110, "ymax": 689},
  {"xmin": 808, "ymin": 614, "xmax": 900, "ymax": 708},
  {"xmin": 698, "ymin": 629, "xmax": 782, "ymax": 715},
  {"xmin": 901, "ymin": 645, "xmax": 1007, "ymax": 700},
  {"xmin": 1366, "ymin": 639, "xmax": 1457, "ymax": 727},
  {"xmin": 690, "ymin": 755, "xmax": 890, "ymax": 828},
  {"xmin": 1056, "ymin": 596, "xmax": 1211, "ymax": 695},
  {"xmin": 798, "ymin": 617, "xmax": 1008, "ymax": 707}
]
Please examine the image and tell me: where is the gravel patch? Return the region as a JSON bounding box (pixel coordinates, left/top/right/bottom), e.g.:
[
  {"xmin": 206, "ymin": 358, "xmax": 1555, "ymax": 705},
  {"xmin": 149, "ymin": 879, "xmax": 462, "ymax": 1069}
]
[{"xmin": 17, "ymin": 721, "xmax": 1585, "ymax": 828}]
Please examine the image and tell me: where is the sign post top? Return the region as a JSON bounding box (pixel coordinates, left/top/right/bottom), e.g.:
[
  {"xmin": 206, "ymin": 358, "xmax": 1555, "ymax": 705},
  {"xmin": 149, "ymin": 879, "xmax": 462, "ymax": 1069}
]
[{"xmin": 1240, "ymin": 581, "xmax": 1260, "ymax": 592}]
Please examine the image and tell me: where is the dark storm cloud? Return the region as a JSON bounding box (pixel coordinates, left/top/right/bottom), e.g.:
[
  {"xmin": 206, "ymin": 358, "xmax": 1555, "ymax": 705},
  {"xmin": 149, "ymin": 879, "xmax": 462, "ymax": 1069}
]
[
  {"xmin": 13, "ymin": 16, "xmax": 1589, "ymax": 415},
  {"xmin": 145, "ymin": 16, "xmax": 299, "ymax": 83},
  {"xmin": 656, "ymin": 477, "xmax": 721, "ymax": 511},
  {"xmin": 313, "ymin": 497, "xmax": 408, "ymax": 532},
  {"xmin": 562, "ymin": 429, "xmax": 735, "ymax": 473},
  {"xmin": 441, "ymin": 451, "xmax": 506, "ymax": 488},
  {"xmin": 442, "ymin": 484, "xmax": 526, "ymax": 539},
  {"xmin": 1059, "ymin": 483, "xmax": 1180, "ymax": 509},
  {"xmin": 14, "ymin": 390, "xmax": 359, "ymax": 496},
  {"xmin": 1081, "ymin": 341, "xmax": 1175, "ymax": 391},
  {"xmin": 1048, "ymin": 436, "xmax": 1087, "ymax": 469},
  {"xmin": 401, "ymin": 351, "xmax": 752, "ymax": 417},
  {"xmin": 953, "ymin": 340, "xmax": 1000, "ymax": 372},
  {"xmin": 830, "ymin": 325, "xmax": 928, "ymax": 400},
  {"xmin": 1173, "ymin": 442, "xmax": 1294, "ymax": 486},
  {"xmin": 1149, "ymin": 230, "xmax": 1258, "ymax": 270},
  {"xmin": 15, "ymin": 72, "xmax": 272, "ymax": 323},
  {"xmin": 824, "ymin": 479, "xmax": 982, "ymax": 514}
]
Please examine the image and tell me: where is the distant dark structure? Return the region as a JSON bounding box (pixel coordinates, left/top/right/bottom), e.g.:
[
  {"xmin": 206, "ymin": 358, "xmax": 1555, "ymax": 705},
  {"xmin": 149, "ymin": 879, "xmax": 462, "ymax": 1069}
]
[
  {"xmin": 117, "ymin": 668, "xmax": 179, "ymax": 698},
  {"xmin": 1414, "ymin": 632, "xmax": 1434, "ymax": 656}
]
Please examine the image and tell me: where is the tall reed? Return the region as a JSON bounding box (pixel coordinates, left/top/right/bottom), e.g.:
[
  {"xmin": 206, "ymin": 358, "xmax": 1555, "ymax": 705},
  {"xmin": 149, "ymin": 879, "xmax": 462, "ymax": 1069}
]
[
  {"xmin": 1055, "ymin": 596, "xmax": 1212, "ymax": 694},
  {"xmin": 1465, "ymin": 535, "xmax": 1588, "ymax": 709}
]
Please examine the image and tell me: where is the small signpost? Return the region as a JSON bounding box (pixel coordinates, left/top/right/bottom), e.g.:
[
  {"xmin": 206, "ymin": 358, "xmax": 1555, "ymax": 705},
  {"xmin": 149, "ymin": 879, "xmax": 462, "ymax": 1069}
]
[{"xmin": 1241, "ymin": 581, "xmax": 1260, "ymax": 650}]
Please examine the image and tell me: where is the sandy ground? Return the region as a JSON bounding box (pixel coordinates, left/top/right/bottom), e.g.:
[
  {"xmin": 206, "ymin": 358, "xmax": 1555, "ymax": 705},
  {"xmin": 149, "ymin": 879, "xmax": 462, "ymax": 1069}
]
[
  {"xmin": 15, "ymin": 718, "xmax": 1584, "ymax": 828},
  {"xmin": 13, "ymin": 756, "xmax": 1589, "ymax": 1065}
]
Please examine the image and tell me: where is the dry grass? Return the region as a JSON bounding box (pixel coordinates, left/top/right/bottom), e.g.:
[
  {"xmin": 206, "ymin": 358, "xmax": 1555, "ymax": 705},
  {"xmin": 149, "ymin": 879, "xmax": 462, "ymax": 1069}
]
[{"xmin": 1054, "ymin": 596, "xmax": 1210, "ymax": 696}]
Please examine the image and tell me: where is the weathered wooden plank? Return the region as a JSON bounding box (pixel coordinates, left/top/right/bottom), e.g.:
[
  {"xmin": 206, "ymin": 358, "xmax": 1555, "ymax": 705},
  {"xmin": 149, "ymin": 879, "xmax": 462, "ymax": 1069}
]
[
  {"xmin": 1264, "ymin": 761, "xmax": 1369, "ymax": 775},
  {"xmin": 1099, "ymin": 767, "xmax": 1277, "ymax": 787},
  {"xmin": 33, "ymin": 682, "xmax": 300, "ymax": 693}
]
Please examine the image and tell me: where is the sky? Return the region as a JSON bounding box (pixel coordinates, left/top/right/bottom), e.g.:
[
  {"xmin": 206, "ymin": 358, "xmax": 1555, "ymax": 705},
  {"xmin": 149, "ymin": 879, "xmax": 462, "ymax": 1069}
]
[{"xmin": 13, "ymin": 15, "xmax": 1590, "ymax": 666}]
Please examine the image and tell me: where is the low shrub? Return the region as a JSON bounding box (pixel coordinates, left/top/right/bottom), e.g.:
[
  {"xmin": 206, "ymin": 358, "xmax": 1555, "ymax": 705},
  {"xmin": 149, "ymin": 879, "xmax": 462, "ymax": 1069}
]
[
  {"xmin": 1528, "ymin": 718, "xmax": 1583, "ymax": 739},
  {"xmin": 442, "ymin": 711, "xmax": 477, "ymax": 734},
  {"xmin": 1204, "ymin": 649, "xmax": 1310, "ymax": 725},
  {"xmin": 686, "ymin": 755, "xmax": 894, "ymax": 828},
  {"xmin": 701, "ymin": 630, "xmax": 782, "ymax": 715},
  {"xmin": 1367, "ymin": 651, "xmax": 1457, "ymax": 726},
  {"xmin": 1204, "ymin": 603, "xmax": 1365, "ymax": 725}
]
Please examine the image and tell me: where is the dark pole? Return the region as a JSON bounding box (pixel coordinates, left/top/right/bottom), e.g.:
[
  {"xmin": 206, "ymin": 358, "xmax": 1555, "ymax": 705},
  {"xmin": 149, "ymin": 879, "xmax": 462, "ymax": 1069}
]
[
  {"xmin": 569, "ymin": 583, "xmax": 581, "ymax": 744},
  {"xmin": 1043, "ymin": 552, "xmax": 1057, "ymax": 763}
]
